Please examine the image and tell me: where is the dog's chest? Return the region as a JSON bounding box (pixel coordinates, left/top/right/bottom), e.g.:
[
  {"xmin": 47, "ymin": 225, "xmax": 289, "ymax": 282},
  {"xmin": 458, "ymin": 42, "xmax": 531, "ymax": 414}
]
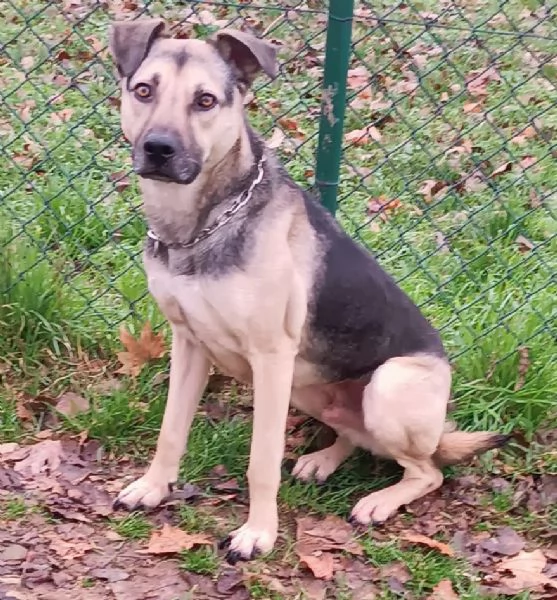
[{"xmin": 145, "ymin": 254, "xmax": 253, "ymax": 378}]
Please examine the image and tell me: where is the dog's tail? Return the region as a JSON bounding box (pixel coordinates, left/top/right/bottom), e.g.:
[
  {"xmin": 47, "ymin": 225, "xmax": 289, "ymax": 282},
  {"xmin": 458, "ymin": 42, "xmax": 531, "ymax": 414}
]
[{"xmin": 432, "ymin": 427, "xmax": 510, "ymax": 467}]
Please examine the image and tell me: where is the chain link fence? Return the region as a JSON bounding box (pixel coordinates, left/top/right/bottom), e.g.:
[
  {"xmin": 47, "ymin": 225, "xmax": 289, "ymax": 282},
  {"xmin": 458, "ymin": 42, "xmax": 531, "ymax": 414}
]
[{"xmin": 1, "ymin": 1, "xmax": 555, "ymax": 385}]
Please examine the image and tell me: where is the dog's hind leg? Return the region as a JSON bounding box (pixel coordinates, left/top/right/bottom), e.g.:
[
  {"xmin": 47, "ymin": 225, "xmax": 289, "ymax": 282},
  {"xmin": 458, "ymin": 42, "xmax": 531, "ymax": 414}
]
[
  {"xmin": 114, "ymin": 327, "xmax": 210, "ymax": 510},
  {"xmin": 349, "ymin": 354, "xmax": 450, "ymax": 525},
  {"xmin": 292, "ymin": 435, "xmax": 354, "ymax": 483}
]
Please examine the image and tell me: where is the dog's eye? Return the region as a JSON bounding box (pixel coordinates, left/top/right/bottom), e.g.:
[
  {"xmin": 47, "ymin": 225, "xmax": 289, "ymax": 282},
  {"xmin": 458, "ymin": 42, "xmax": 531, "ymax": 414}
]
[
  {"xmin": 134, "ymin": 83, "xmax": 152, "ymax": 100},
  {"xmin": 196, "ymin": 93, "xmax": 217, "ymax": 110}
]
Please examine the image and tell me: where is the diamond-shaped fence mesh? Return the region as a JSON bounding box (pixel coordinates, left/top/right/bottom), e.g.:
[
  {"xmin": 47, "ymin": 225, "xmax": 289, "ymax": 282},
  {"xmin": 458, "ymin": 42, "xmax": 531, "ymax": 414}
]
[{"xmin": 1, "ymin": 1, "xmax": 555, "ymax": 382}]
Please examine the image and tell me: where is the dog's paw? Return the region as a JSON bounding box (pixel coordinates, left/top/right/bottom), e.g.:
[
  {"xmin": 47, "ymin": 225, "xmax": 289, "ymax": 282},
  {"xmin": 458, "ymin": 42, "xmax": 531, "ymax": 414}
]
[
  {"xmin": 220, "ymin": 523, "xmax": 277, "ymax": 564},
  {"xmin": 349, "ymin": 489, "xmax": 398, "ymax": 526},
  {"xmin": 113, "ymin": 476, "xmax": 173, "ymax": 511},
  {"xmin": 292, "ymin": 449, "xmax": 340, "ymax": 483}
]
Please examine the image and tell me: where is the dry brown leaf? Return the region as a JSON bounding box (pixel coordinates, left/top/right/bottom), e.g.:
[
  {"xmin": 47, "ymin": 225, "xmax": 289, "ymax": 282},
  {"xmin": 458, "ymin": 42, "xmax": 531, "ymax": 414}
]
[
  {"xmin": 55, "ymin": 391, "xmax": 89, "ymax": 417},
  {"xmin": 141, "ymin": 523, "xmax": 212, "ymax": 554},
  {"xmin": 497, "ymin": 550, "xmax": 557, "ymax": 592},
  {"xmin": 529, "ymin": 189, "xmax": 542, "ymax": 209},
  {"xmin": 266, "ymin": 127, "xmax": 286, "ymax": 149},
  {"xmin": 367, "ymin": 196, "xmax": 402, "ymax": 221},
  {"xmin": 466, "ymin": 66, "xmax": 501, "ymax": 97},
  {"xmin": 49, "ymin": 538, "xmax": 96, "ymax": 560},
  {"xmin": 21, "ymin": 56, "xmax": 34, "ymax": 70},
  {"xmin": 463, "ymin": 101, "xmax": 483, "ymax": 113},
  {"xmin": 516, "ymin": 235, "xmax": 534, "ymax": 253},
  {"xmin": 116, "ymin": 322, "xmax": 166, "ymax": 377},
  {"xmin": 518, "ymin": 155, "xmax": 537, "ymax": 170},
  {"xmin": 13, "ymin": 440, "xmax": 65, "ymax": 475},
  {"xmin": 109, "ymin": 171, "xmax": 131, "ymax": 193},
  {"xmin": 401, "ymin": 533, "xmax": 455, "ymax": 557},
  {"xmin": 278, "ymin": 117, "xmax": 305, "ymax": 140},
  {"xmin": 427, "ymin": 579, "xmax": 460, "ymax": 599},
  {"xmin": 345, "ymin": 125, "xmax": 382, "ymax": 145},
  {"xmin": 490, "ymin": 161, "xmax": 513, "ymax": 178},
  {"xmin": 50, "ymin": 108, "xmax": 74, "ymax": 125},
  {"xmin": 418, "ymin": 179, "xmax": 447, "ymax": 202},
  {"xmin": 514, "ymin": 347, "xmax": 530, "ymax": 391},
  {"xmin": 347, "ymin": 65, "xmax": 370, "ymax": 90},
  {"xmin": 510, "ymin": 125, "xmax": 536, "ymax": 145},
  {"xmin": 299, "ymin": 552, "xmax": 334, "ymax": 580}
]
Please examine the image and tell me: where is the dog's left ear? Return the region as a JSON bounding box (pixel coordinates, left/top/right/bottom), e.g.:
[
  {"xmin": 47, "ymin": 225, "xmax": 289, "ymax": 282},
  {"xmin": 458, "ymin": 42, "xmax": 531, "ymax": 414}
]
[{"xmin": 214, "ymin": 29, "xmax": 278, "ymax": 88}]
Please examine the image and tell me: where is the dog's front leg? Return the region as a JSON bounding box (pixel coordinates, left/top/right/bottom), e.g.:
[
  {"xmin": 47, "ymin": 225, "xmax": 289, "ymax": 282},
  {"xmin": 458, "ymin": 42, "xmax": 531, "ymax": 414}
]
[
  {"xmin": 222, "ymin": 349, "xmax": 295, "ymax": 563},
  {"xmin": 115, "ymin": 326, "xmax": 210, "ymax": 510}
]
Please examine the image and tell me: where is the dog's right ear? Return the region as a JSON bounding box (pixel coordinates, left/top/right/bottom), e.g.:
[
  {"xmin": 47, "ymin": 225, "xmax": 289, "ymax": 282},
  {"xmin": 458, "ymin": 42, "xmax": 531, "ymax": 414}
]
[{"xmin": 109, "ymin": 18, "xmax": 166, "ymax": 78}]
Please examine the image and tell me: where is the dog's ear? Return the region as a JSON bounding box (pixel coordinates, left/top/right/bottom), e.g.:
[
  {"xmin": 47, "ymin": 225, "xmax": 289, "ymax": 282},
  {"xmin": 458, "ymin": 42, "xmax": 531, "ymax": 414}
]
[
  {"xmin": 109, "ymin": 18, "xmax": 166, "ymax": 78},
  {"xmin": 214, "ymin": 29, "xmax": 278, "ymax": 88}
]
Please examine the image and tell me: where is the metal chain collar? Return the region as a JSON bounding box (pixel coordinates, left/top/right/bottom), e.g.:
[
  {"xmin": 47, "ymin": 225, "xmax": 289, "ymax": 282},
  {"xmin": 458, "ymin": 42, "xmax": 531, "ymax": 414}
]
[{"xmin": 147, "ymin": 155, "xmax": 266, "ymax": 256}]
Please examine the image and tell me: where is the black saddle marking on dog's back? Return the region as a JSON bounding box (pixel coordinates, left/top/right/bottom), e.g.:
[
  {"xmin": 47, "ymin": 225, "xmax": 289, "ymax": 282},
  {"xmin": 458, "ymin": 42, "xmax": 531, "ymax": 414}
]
[{"xmin": 300, "ymin": 190, "xmax": 446, "ymax": 382}]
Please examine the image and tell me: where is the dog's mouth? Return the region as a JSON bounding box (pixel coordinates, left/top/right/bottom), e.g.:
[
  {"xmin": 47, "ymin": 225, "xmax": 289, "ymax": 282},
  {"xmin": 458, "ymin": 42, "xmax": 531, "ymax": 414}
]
[
  {"xmin": 134, "ymin": 163, "xmax": 201, "ymax": 185},
  {"xmin": 136, "ymin": 170, "xmax": 192, "ymax": 184}
]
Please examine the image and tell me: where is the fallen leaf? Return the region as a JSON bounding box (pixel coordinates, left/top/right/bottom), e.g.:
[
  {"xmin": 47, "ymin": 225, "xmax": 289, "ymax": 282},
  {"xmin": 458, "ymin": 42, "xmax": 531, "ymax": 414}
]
[
  {"xmin": 0, "ymin": 442, "xmax": 19, "ymax": 455},
  {"xmin": 463, "ymin": 101, "xmax": 483, "ymax": 113},
  {"xmin": 345, "ymin": 125, "xmax": 382, "ymax": 145},
  {"xmin": 142, "ymin": 523, "xmax": 212, "ymax": 554},
  {"xmin": 55, "ymin": 391, "xmax": 89, "ymax": 417},
  {"xmin": 299, "ymin": 552, "xmax": 334, "ymax": 580},
  {"xmin": 50, "ymin": 108, "xmax": 74, "ymax": 125},
  {"xmin": 21, "ymin": 56, "xmax": 34, "ymax": 70},
  {"xmin": 367, "ymin": 196, "xmax": 401, "ymax": 221},
  {"xmin": 278, "ymin": 117, "xmax": 305, "ymax": 140},
  {"xmin": 266, "ymin": 127, "xmax": 285, "ymax": 149},
  {"xmin": 510, "ymin": 125, "xmax": 536, "ymax": 145},
  {"xmin": 49, "ymin": 538, "xmax": 96, "ymax": 560},
  {"xmin": 116, "ymin": 322, "xmax": 166, "ymax": 377},
  {"xmin": 515, "ymin": 235, "xmax": 534, "ymax": 253},
  {"xmin": 490, "ymin": 161, "xmax": 512, "ymax": 178},
  {"xmin": 90, "ymin": 568, "xmax": 130, "ymax": 583},
  {"xmin": 464, "ymin": 175, "xmax": 488, "ymax": 193},
  {"xmin": 514, "ymin": 347, "xmax": 530, "ymax": 391},
  {"xmin": 427, "ymin": 579, "xmax": 460, "ymax": 599},
  {"xmin": 497, "ymin": 549, "xmax": 557, "ymax": 592},
  {"xmin": 434, "ymin": 231, "xmax": 450, "ymax": 254},
  {"xmin": 529, "ymin": 189, "xmax": 542, "ymax": 209},
  {"xmin": 418, "ymin": 179, "xmax": 447, "ymax": 202},
  {"xmin": 518, "ymin": 155, "xmax": 536, "ymax": 169},
  {"xmin": 401, "ymin": 533, "xmax": 455, "ymax": 557},
  {"xmin": 479, "ymin": 526, "xmax": 526, "ymax": 556},
  {"xmin": 109, "ymin": 171, "xmax": 131, "ymax": 193},
  {"xmin": 347, "ymin": 65, "xmax": 370, "ymax": 90},
  {"xmin": 466, "ymin": 66, "xmax": 501, "ymax": 97},
  {"xmin": 0, "ymin": 545, "xmax": 28, "ymax": 562},
  {"xmin": 13, "ymin": 440, "xmax": 65, "ymax": 475},
  {"xmin": 299, "ymin": 515, "xmax": 363, "ymax": 555}
]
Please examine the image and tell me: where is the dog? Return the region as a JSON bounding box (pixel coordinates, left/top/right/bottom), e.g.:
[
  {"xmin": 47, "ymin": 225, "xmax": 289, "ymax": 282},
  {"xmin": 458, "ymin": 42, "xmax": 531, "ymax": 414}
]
[{"xmin": 108, "ymin": 19, "xmax": 508, "ymax": 563}]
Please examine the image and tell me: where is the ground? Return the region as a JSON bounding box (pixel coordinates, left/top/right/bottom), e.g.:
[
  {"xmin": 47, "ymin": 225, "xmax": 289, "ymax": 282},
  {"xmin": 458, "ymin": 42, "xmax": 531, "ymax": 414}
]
[{"xmin": 0, "ymin": 0, "xmax": 556, "ymax": 599}]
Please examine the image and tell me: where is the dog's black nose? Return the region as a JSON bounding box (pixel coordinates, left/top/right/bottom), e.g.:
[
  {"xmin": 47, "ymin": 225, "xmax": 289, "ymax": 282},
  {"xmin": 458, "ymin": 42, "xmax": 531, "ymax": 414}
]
[{"xmin": 143, "ymin": 134, "xmax": 177, "ymax": 164}]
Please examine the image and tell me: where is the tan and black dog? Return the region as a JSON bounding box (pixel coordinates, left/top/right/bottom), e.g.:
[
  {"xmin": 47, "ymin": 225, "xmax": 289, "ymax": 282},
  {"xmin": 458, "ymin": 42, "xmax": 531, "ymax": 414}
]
[{"xmin": 108, "ymin": 19, "xmax": 507, "ymax": 563}]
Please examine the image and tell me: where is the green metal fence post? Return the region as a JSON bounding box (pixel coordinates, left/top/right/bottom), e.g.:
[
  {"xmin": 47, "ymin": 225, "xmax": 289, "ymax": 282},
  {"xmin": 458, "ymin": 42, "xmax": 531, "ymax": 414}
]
[{"xmin": 314, "ymin": 0, "xmax": 354, "ymax": 215}]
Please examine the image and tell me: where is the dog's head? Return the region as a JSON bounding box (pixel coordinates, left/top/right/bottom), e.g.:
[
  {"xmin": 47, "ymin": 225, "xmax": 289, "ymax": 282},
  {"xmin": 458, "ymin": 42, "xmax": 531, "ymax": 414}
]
[{"xmin": 109, "ymin": 19, "xmax": 277, "ymax": 184}]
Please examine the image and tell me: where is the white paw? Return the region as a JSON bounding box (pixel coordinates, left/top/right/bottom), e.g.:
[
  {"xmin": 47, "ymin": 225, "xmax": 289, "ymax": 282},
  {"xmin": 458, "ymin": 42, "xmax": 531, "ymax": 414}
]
[
  {"xmin": 292, "ymin": 449, "xmax": 340, "ymax": 483},
  {"xmin": 114, "ymin": 475, "xmax": 172, "ymax": 510},
  {"xmin": 222, "ymin": 522, "xmax": 277, "ymax": 563},
  {"xmin": 350, "ymin": 489, "xmax": 399, "ymax": 525}
]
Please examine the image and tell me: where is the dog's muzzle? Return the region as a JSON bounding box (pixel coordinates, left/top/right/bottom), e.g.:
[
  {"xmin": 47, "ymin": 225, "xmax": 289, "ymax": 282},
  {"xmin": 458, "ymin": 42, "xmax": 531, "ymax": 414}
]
[{"xmin": 134, "ymin": 130, "xmax": 201, "ymax": 184}]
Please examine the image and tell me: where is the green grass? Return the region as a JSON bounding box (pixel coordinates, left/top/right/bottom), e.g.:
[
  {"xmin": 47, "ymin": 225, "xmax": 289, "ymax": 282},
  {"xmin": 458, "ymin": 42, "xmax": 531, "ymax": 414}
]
[
  {"xmin": 1, "ymin": 0, "xmax": 555, "ymax": 595},
  {"xmin": 179, "ymin": 546, "xmax": 219, "ymax": 576},
  {"xmin": 109, "ymin": 512, "xmax": 153, "ymax": 540},
  {"xmin": 0, "ymin": 496, "xmax": 29, "ymax": 521}
]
